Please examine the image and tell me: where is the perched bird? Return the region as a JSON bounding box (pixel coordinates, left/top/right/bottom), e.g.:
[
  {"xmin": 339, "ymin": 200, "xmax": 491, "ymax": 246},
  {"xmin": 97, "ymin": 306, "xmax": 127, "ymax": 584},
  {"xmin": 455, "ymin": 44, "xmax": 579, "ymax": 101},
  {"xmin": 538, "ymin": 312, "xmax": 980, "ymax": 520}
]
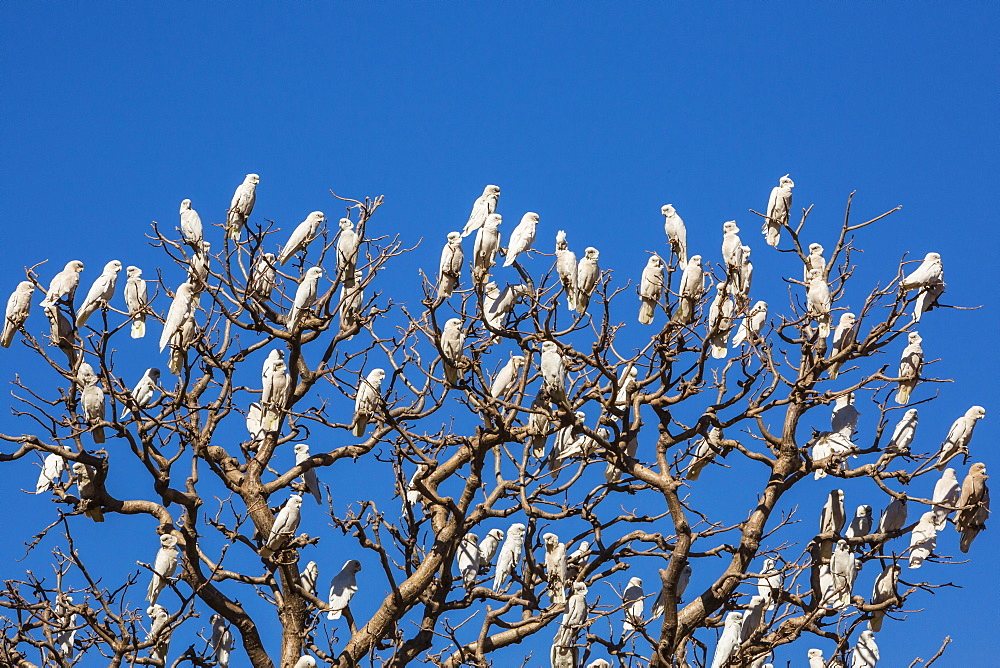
[
  {"xmin": 930, "ymin": 468, "xmax": 961, "ymax": 529},
  {"xmin": 147, "ymin": 603, "xmax": 171, "ymax": 663},
  {"xmin": 42, "ymin": 303, "xmax": 77, "ymax": 366},
  {"xmin": 293, "ymin": 657, "xmax": 317, "ymax": 668},
  {"xmin": 807, "ymin": 268, "xmax": 832, "ymax": 338},
  {"xmin": 76, "ymin": 260, "xmax": 122, "ymax": 328},
  {"xmin": 845, "ymin": 505, "xmax": 873, "ymax": 541},
  {"xmin": 907, "ymin": 511, "xmax": 938, "ymax": 568},
  {"xmin": 552, "ymin": 582, "xmax": 588, "ymax": 647},
  {"xmin": 828, "ymin": 540, "xmax": 857, "ymax": 608},
  {"xmin": 179, "ymin": 199, "xmax": 203, "ymax": 247},
  {"xmin": 528, "ymin": 395, "xmax": 552, "ymax": 459},
  {"xmin": 72, "ymin": 462, "xmax": 103, "ymax": 522},
  {"xmin": 877, "ymin": 496, "xmax": 908, "ymax": 535},
  {"xmin": 707, "ymin": 281, "xmax": 735, "ymax": 359},
  {"xmin": 935, "ymin": 406, "xmax": 986, "ymax": 469},
  {"xmin": 757, "ymin": 558, "xmax": 781, "ymax": 610},
  {"xmin": 247, "ymin": 252, "xmax": 278, "ymax": 302},
  {"xmin": 803, "ymin": 243, "xmax": 826, "ymax": 282},
  {"xmin": 147, "ymin": 533, "xmax": 179, "ymax": 606},
  {"xmin": 868, "ymin": 563, "xmax": 900, "ymax": 632},
  {"xmin": 338, "ymin": 269, "xmax": 365, "ymax": 340},
  {"xmin": 123, "ymin": 266, "xmax": 149, "ymax": 339},
  {"xmin": 287, "ymin": 267, "xmax": 323, "ymax": 332},
  {"xmin": 542, "ymin": 532, "xmax": 568, "ymax": 604},
  {"xmin": 851, "ymin": 629, "xmax": 880, "ymax": 668},
  {"xmin": 246, "ymin": 402, "xmax": 265, "ymax": 450},
  {"xmin": 261, "ymin": 350, "xmax": 291, "ymax": 432},
  {"xmin": 436, "ymin": 232, "xmax": 464, "ymax": 299},
  {"xmin": 259, "ymin": 494, "xmax": 302, "ymax": 559},
  {"xmin": 40, "ymin": 260, "xmax": 85, "ymax": 308},
  {"xmin": 828, "ymin": 312, "xmax": 857, "ymax": 378},
  {"xmin": 894, "ymin": 332, "xmax": 923, "ymax": 404},
  {"xmin": 736, "ymin": 244, "xmax": 753, "ymax": 309},
  {"xmin": 763, "ymin": 174, "xmax": 794, "ymax": 247},
  {"xmin": 462, "ymin": 185, "xmax": 500, "ymax": 238},
  {"xmin": 327, "ymin": 559, "xmax": 362, "ymax": 620},
  {"xmin": 586, "ymin": 660, "xmax": 611, "ymax": 668},
  {"xmin": 351, "ymin": 368, "xmax": 385, "ymax": 437},
  {"xmin": 732, "ymin": 300, "xmax": 767, "ymax": 346},
  {"xmin": 472, "ymin": 214, "xmax": 502, "ymax": 286},
  {"xmin": 575, "ymin": 246, "xmax": 600, "ymax": 314},
  {"xmin": 80, "ymin": 375, "xmax": 106, "ymax": 444},
  {"xmin": 811, "ymin": 430, "xmax": 853, "ymax": 480},
  {"xmin": 614, "ymin": 365, "xmax": 639, "ymax": 408},
  {"xmin": 819, "ymin": 489, "xmax": 846, "ymax": 561},
  {"xmin": 492, "ymin": 523, "xmax": 526, "ymax": 592},
  {"xmin": 336, "ymin": 218, "xmax": 360, "ymax": 287},
  {"xmin": 958, "ymin": 485, "xmax": 989, "ymax": 553},
  {"xmin": 709, "ymin": 611, "xmax": 744, "ymax": 668},
  {"xmin": 210, "ymin": 614, "xmax": 234, "ymax": 668},
  {"xmin": 120, "ymin": 368, "xmax": 160, "ymax": 419},
  {"xmin": 226, "ymin": 173, "xmax": 259, "ymax": 240},
  {"xmin": 568, "ymin": 541, "xmax": 591, "ymax": 565},
  {"xmin": 503, "ymin": 212, "xmax": 539, "ymax": 267},
  {"xmin": 551, "ymin": 645, "xmax": 577, "ymax": 668},
  {"xmin": 490, "ymin": 354, "xmax": 525, "ymax": 399},
  {"xmin": 807, "ymin": 648, "xmax": 826, "ymax": 668},
  {"xmin": 167, "ymin": 317, "xmax": 198, "ymax": 375},
  {"xmin": 540, "ymin": 341, "xmax": 567, "ymax": 404},
  {"xmin": 885, "ymin": 409, "xmax": 918, "ymax": 454},
  {"xmin": 620, "ymin": 576, "xmax": 644, "ymax": 638},
  {"xmin": 549, "ymin": 411, "xmax": 586, "ymax": 475},
  {"xmin": 478, "ymin": 528, "xmax": 505, "ymax": 568},
  {"xmin": 901, "ymin": 252, "xmax": 943, "ymax": 291},
  {"xmin": 740, "ymin": 595, "xmax": 766, "ymax": 643},
  {"xmin": 650, "ymin": 563, "xmax": 692, "ymax": 619},
  {"xmin": 187, "ymin": 242, "xmax": 211, "ymax": 297},
  {"xmin": 674, "ymin": 255, "xmax": 704, "ymax": 324},
  {"xmin": 294, "ymin": 443, "xmax": 322, "ymax": 504},
  {"xmin": 832, "ymin": 392, "xmax": 859, "ymax": 439},
  {"xmin": 555, "ymin": 230, "xmax": 578, "ymax": 311},
  {"xmin": 1, "ymin": 281, "xmax": 34, "ymax": 348},
  {"xmin": 661, "ymin": 204, "xmax": 687, "ymax": 265},
  {"xmin": 278, "ymin": 211, "xmax": 325, "ymax": 265},
  {"xmin": 457, "ymin": 533, "xmax": 481, "ymax": 588},
  {"xmin": 35, "ymin": 453, "xmax": 66, "ymax": 494},
  {"xmin": 721, "ymin": 221, "xmax": 745, "ymax": 290},
  {"xmin": 300, "ymin": 560, "xmax": 319, "ymax": 596},
  {"xmin": 638, "ymin": 255, "xmax": 665, "ymax": 325},
  {"xmin": 955, "ymin": 463, "xmax": 989, "ymax": 536},
  {"xmin": 482, "ymin": 281, "xmax": 528, "ymax": 331},
  {"xmin": 439, "ymin": 318, "xmax": 465, "ymax": 386},
  {"xmin": 159, "ymin": 283, "xmax": 195, "ymax": 353},
  {"xmin": 687, "ymin": 426, "xmax": 726, "ymax": 481}
]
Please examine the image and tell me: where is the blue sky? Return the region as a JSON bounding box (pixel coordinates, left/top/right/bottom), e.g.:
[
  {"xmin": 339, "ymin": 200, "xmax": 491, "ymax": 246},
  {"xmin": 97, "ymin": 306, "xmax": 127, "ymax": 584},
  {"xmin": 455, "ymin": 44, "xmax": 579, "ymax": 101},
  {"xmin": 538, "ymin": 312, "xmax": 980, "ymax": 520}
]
[{"xmin": 1, "ymin": 3, "xmax": 997, "ymax": 666}]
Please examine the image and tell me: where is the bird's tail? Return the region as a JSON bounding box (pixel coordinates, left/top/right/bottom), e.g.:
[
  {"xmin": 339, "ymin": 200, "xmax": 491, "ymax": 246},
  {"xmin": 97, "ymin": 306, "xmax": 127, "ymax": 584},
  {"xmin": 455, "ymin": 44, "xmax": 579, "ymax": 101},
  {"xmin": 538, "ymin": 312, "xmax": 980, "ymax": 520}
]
[
  {"xmin": 0, "ymin": 324, "xmax": 14, "ymax": 348},
  {"xmin": 894, "ymin": 385, "xmax": 912, "ymax": 405},
  {"xmin": 131, "ymin": 318, "xmax": 146, "ymax": 339},
  {"xmin": 575, "ymin": 292, "xmax": 590, "ymax": 315},
  {"xmin": 92, "ymin": 426, "xmax": 105, "ymax": 444},
  {"xmin": 352, "ymin": 419, "xmax": 367, "ymax": 438},
  {"xmin": 638, "ymin": 299, "xmax": 655, "ymax": 325}
]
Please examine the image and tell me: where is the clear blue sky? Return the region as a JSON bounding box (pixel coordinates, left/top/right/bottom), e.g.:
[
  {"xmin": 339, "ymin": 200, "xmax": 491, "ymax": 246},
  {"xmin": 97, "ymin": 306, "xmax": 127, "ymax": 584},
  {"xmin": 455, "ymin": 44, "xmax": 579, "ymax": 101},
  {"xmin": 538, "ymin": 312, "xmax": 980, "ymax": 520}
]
[{"xmin": 1, "ymin": 3, "xmax": 997, "ymax": 666}]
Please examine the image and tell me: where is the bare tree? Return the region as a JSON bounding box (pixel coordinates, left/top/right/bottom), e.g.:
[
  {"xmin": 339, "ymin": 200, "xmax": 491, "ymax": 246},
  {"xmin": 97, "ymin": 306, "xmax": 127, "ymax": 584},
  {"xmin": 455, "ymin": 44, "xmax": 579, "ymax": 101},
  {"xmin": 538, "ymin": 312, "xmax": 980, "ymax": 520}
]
[{"xmin": 0, "ymin": 183, "xmax": 987, "ymax": 668}]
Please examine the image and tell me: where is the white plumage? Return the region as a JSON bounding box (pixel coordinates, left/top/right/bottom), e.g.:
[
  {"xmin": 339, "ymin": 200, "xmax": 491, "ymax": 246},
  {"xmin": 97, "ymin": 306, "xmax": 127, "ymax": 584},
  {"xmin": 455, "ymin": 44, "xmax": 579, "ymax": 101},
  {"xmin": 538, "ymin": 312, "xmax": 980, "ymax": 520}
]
[
  {"xmin": 540, "ymin": 341, "xmax": 567, "ymax": 404},
  {"xmin": 930, "ymin": 468, "xmax": 961, "ymax": 530},
  {"xmin": 707, "ymin": 281, "xmax": 735, "ymax": 359},
  {"xmin": 327, "ymin": 559, "xmax": 362, "ymax": 620},
  {"xmin": 732, "ymin": 300, "xmax": 767, "ymax": 346},
  {"xmin": 123, "ymin": 266, "xmax": 149, "ymax": 338},
  {"xmin": 147, "ymin": 534, "xmax": 179, "ymax": 606},
  {"xmin": 336, "ymin": 218, "xmax": 360, "ymax": 287},
  {"xmin": 935, "ymin": 405, "xmax": 986, "ymax": 469},
  {"xmin": 1, "ymin": 281, "xmax": 34, "ymax": 348},
  {"xmin": 828, "ymin": 312, "xmax": 857, "ymax": 378},
  {"xmin": 259, "ymin": 494, "xmax": 302, "ymax": 559},
  {"xmin": 575, "ymin": 246, "xmax": 600, "ymax": 314},
  {"xmin": 436, "ymin": 232, "xmax": 464, "ymax": 299},
  {"xmin": 620, "ymin": 576, "xmax": 644, "ymax": 638},
  {"xmin": 674, "ymin": 255, "xmax": 704, "ymax": 324},
  {"xmin": 637, "ymin": 255, "xmax": 664, "ymax": 325},
  {"xmin": 661, "ymin": 204, "xmax": 687, "ymax": 265},
  {"xmin": 179, "ymin": 199, "xmax": 203, "ymax": 247},
  {"xmin": 490, "ymin": 355, "xmax": 525, "ymax": 399},
  {"xmin": 76, "ymin": 259, "xmax": 122, "ymax": 328},
  {"xmin": 457, "ymin": 533, "xmax": 481, "ymax": 588},
  {"xmin": 352, "ymin": 368, "xmax": 385, "ymax": 437},
  {"xmin": 886, "ymin": 409, "xmax": 918, "ymax": 453},
  {"xmin": 210, "ymin": 614, "xmax": 234, "ymax": 668},
  {"xmin": 278, "ymin": 211, "xmax": 325, "ymax": 265},
  {"xmin": 248, "ymin": 252, "xmax": 277, "ymax": 302},
  {"xmin": 121, "ymin": 368, "xmax": 160, "ymax": 419},
  {"xmin": 40, "ymin": 259, "xmax": 85, "ymax": 308},
  {"xmin": 287, "ymin": 267, "xmax": 323, "ymax": 332},
  {"xmin": 894, "ymin": 332, "xmax": 923, "ymax": 404},
  {"xmin": 763, "ymin": 174, "xmax": 793, "ymax": 247},
  {"xmin": 339, "ymin": 269, "xmax": 365, "ymax": 340},
  {"xmin": 709, "ymin": 611, "xmax": 744, "ymax": 668},
  {"xmin": 554, "ymin": 230, "xmax": 578, "ymax": 311},
  {"xmin": 462, "ymin": 185, "xmax": 500, "ymax": 238},
  {"xmin": 907, "ymin": 511, "xmax": 937, "ymax": 568},
  {"xmin": 542, "ymin": 532, "xmax": 568, "ymax": 604},
  {"xmin": 294, "ymin": 443, "xmax": 322, "ymax": 504},
  {"xmin": 439, "ymin": 318, "xmax": 465, "ymax": 386},
  {"xmin": 807, "ymin": 268, "xmax": 831, "ymax": 338},
  {"xmin": 159, "ymin": 282, "xmax": 195, "ymax": 353},
  {"xmin": 35, "ymin": 453, "xmax": 66, "ymax": 494},
  {"xmin": 226, "ymin": 173, "xmax": 259, "ymax": 240},
  {"xmin": 492, "ymin": 523, "xmax": 526, "ymax": 592},
  {"xmin": 503, "ymin": 212, "xmax": 539, "ymax": 267},
  {"xmin": 472, "ymin": 214, "xmax": 502, "ymax": 286}
]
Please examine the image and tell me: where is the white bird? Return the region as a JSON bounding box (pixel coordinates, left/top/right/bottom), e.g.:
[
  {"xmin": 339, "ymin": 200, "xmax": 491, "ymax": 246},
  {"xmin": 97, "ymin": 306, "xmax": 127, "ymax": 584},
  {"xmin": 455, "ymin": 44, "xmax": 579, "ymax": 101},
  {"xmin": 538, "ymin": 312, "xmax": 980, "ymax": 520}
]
[
  {"xmin": 913, "ymin": 280, "xmax": 945, "ymax": 322},
  {"xmin": 620, "ymin": 576, "xmax": 644, "ymax": 638},
  {"xmin": 650, "ymin": 563, "xmax": 692, "ymax": 619},
  {"xmin": 807, "ymin": 268, "xmax": 832, "ymax": 338},
  {"xmin": 259, "ymin": 494, "xmax": 302, "ymax": 559},
  {"xmin": 167, "ymin": 317, "xmax": 198, "ymax": 376},
  {"xmin": 568, "ymin": 541, "xmax": 591, "ymax": 565},
  {"xmin": 210, "ymin": 614, "xmax": 234, "ymax": 668},
  {"xmin": 458, "ymin": 533, "xmax": 481, "ymax": 588},
  {"xmin": 540, "ymin": 341, "xmax": 567, "ymax": 404},
  {"xmin": 336, "ymin": 218, "xmax": 360, "ymax": 287},
  {"xmin": 707, "ymin": 281, "xmax": 735, "ymax": 359},
  {"xmin": 1, "ymin": 281, "xmax": 34, "ymax": 348},
  {"xmin": 40, "ymin": 260, "xmax": 85, "ymax": 307},
  {"xmin": 661, "ymin": 204, "xmax": 687, "ymax": 265},
  {"xmin": 894, "ymin": 332, "xmax": 923, "ymax": 404},
  {"xmin": 868, "ymin": 563, "xmax": 900, "ymax": 632},
  {"xmin": 300, "ymin": 560, "xmax": 319, "ymax": 596},
  {"xmin": 828, "ymin": 540, "xmax": 857, "ymax": 608},
  {"xmin": 76, "ymin": 260, "xmax": 122, "ymax": 328},
  {"xmin": 80, "ymin": 375, "xmax": 106, "ymax": 444},
  {"xmin": 293, "ymin": 657, "xmax": 317, "ymax": 668},
  {"xmin": 709, "ymin": 611, "xmax": 744, "ymax": 668},
  {"xmin": 159, "ymin": 282, "xmax": 195, "ymax": 353},
  {"xmin": 287, "ymin": 267, "xmax": 323, "ymax": 332},
  {"xmin": 45, "ymin": 302, "xmax": 78, "ymax": 364},
  {"xmin": 828, "ymin": 312, "xmax": 857, "ymax": 379},
  {"xmin": 122, "ymin": 266, "xmax": 149, "ymax": 339},
  {"xmin": 819, "ymin": 489, "xmax": 846, "ymax": 561},
  {"xmin": 248, "ymin": 252, "xmax": 277, "ymax": 302},
  {"xmin": 958, "ymin": 478, "xmax": 989, "ymax": 553},
  {"xmin": 439, "ymin": 318, "xmax": 465, "ymax": 386},
  {"xmin": 261, "ymin": 351, "xmax": 291, "ymax": 432},
  {"xmin": 294, "ymin": 443, "xmax": 322, "ymax": 504},
  {"xmin": 845, "ymin": 505, "xmax": 873, "ymax": 541},
  {"xmin": 851, "ymin": 629, "xmax": 880, "ymax": 668},
  {"xmin": 528, "ymin": 395, "xmax": 552, "ymax": 459},
  {"xmin": 472, "ymin": 214, "xmax": 502, "ymax": 286},
  {"xmin": 72, "ymin": 461, "xmax": 103, "ymax": 521},
  {"xmin": 327, "ymin": 559, "xmax": 362, "ymax": 620},
  {"xmin": 187, "ymin": 242, "xmax": 211, "ymax": 296},
  {"xmin": 757, "ymin": 558, "xmax": 781, "ymax": 610},
  {"xmin": 721, "ymin": 221, "xmax": 745, "ymax": 290},
  {"xmin": 478, "ymin": 528, "xmax": 505, "ymax": 568},
  {"xmin": 614, "ymin": 364, "xmax": 639, "ymax": 408},
  {"xmin": 740, "ymin": 595, "xmax": 766, "ymax": 643},
  {"xmin": 900, "ymin": 252, "xmax": 943, "ymax": 291},
  {"xmin": 179, "ymin": 199, "xmax": 203, "ymax": 247},
  {"xmin": 437, "ymin": 232, "xmax": 464, "ymax": 299},
  {"xmin": 955, "ymin": 462, "xmax": 989, "ymax": 535},
  {"xmin": 503, "ymin": 212, "xmax": 539, "ymax": 267},
  {"xmin": 542, "ymin": 532, "xmax": 568, "ymax": 604},
  {"xmin": 737, "ymin": 244, "xmax": 753, "ymax": 309},
  {"xmin": 226, "ymin": 173, "xmax": 259, "ymax": 240},
  {"xmin": 877, "ymin": 496, "xmax": 908, "ymax": 535},
  {"xmin": 575, "ymin": 246, "xmax": 600, "ymax": 314},
  {"xmin": 121, "ymin": 368, "xmax": 160, "ymax": 419},
  {"xmin": 907, "ymin": 511, "xmax": 938, "ymax": 568},
  {"xmin": 732, "ymin": 300, "xmax": 767, "ymax": 346},
  {"xmin": 246, "ymin": 402, "xmax": 264, "ymax": 450},
  {"xmin": 886, "ymin": 409, "xmax": 918, "ymax": 453},
  {"xmin": 586, "ymin": 661, "xmax": 611, "ymax": 668},
  {"xmin": 930, "ymin": 468, "xmax": 961, "ymax": 530},
  {"xmin": 687, "ymin": 426, "xmax": 726, "ymax": 481},
  {"xmin": 638, "ymin": 254, "xmax": 664, "ymax": 325},
  {"xmin": 553, "ymin": 581, "xmax": 588, "ymax": 647},
  {"xmin": 831, "ymin": 393, "xmax": 859, "ymax": 439},
  {"xmin": 147, "ymin": 603, "xmax": 171, "ymax": 663},
  {"xmin": 935, "ymin": 405, "xmax": 986, "ymax": 469},
  {"xmin": 492, "ymin": 523, "xmax": 526, "ymax": 592},
  {"xmin": 555, "ymin": 230, "xmax": 578, "ymax": 311},
  {"xmin": 351, "ymin": 368, "xmax": 385, "ymax": 437},
  {"xmin": 338, "ymin": 269, "xmax": 365, "ymax": 340},
  {"xmin": 763, "ymin": 174, "xmax": 794, "ymax": 247},
  {"xmin": 807, "ymin": 648, "xmax": 826, "ymax": 668},
  {"xmin": 490, "ymin": 354, "xmax": 525, "ymax": 399},
  {"xmin": 462, "ymin": 185, "xmax": 500, "ymax": 238},
  {"xmin": 549, "ymin": 412, "xmax": 586, "ymax": 475},
  {"xmin": 35, "ymin": 453, "xmax": 66, "ymax": 494},
  {"xmin": 278, "ymin": 211, "xmax": 325, "ymax": 265},
  {"xmin": 804, "ymin": 243, "xmax": 826, "ymax": 282},
  {"xmin": 147, "ymin": 534, "xmax": 179, "ymax": 606},
  {"xmin": 483, "ymin": 282, "xmax": 528, "ymax": 331},
  {"xmin": 54, "ymin": 595, "xmax": 77, "ymax": 658},
  {"xmin": 674, "ymin": 255, "xmax": 704, "ymax": 324}
]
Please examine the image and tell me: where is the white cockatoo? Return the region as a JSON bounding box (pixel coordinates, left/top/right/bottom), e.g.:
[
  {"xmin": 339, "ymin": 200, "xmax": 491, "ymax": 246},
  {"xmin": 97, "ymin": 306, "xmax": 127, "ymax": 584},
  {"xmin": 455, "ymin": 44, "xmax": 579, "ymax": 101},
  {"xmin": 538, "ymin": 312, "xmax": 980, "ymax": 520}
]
[
  {"xmin": 650, "ymin": 563, "xmax": 692, "ymax": 619},
  {"xmin": 437, "ymin": 232, "xmax": 464, "ymax": 299},
  {"xmin": 300, "ymin": 560, "xmax": 319, "ymax": 596},
  {"xmin": 336, "ymin": 218, "xmax": 360, "ymax": 287},
  {"xmin": 248, "ymin": 252, "xmax": 277, "ymax": 302},
  {"xmin": 121, "ymin": 368, "xmax": 160, "ymax": 419},
  {"xmin": 35, "ymin": 453, "xmax": 67, "ymax": 494},
  {"xmin": 123, "ymin": 266, "xmax": 149, "ymax": 339},
  {"xmin": 458, "ymin": 533, "xmax": 481, "ymax": 588},
  {"xmin": 54, "ymin": 595, "xmax": 77, "ymax": 657},
  {"xmin": 40, "ymin": 260, "xmax": 85, "ymax": 308},
  {"xmin": 482, "ymin": 282, "xmax": 528, "ymax": 331},
  {"xmin": 913, "ymin": 280, "xmax": 945, "ymax": 322},
  {"xmin": 763, "ymin": 174, "xmax": 793, "ymax": 247},
  {"xmin": 540, "ymin": 341, "xmax": 567, "ymax": 404},
  {"xmin": 575, "ymin": 246, "xmax": 600, "ymax": 314},
  {"xmin": 72, "ymin": 461, "xmax": 103, "ymax": 521},
  {"xmin": 80, "ymin": 373, "xmax": 106, "ymax": 444},
  {"xmin": 503, "ymin": 212, "xmax": 539, "ymax": 267},
  {"xmin": 807, "ymin": 268, "xmax": 832, "ymax": 338},
  {"xmin": 549, "ymin": 411, "xmax": 586, "ymax": 475},
  {"xmin": 661, "ymin": 204, "xmax": 687, "ymax": 265},
  {"xmin": 42, "ymin": 303, "xmax": 77, "ymax": 366},
  {"xmin": 528, "ymin": 394, "xmax": 552, "ymax": 459},
  {"xmin": 828, "ymin": 312, "xmax": 857, "ymax": 379},
  {"xmin": 885, "ymin": 409, "xmax": 918, "ymax": 454},
  {"xmin": 901, "ymin": 251, "xmax": 943, "ymax": 291},
  {"xmin": 868, "ymin": 563, "xmax": 900, "ymax": 632},
  {"xmin": 957, "ymin": 469, "xmax": 989, "ymax": 553},
  {"xmin": 159, "ymin": 282, "xmax": 195, "ymax": 353},
  {"xmin": 472, "ymin": 213, "xmax": 502, "ymax": 286},
  {"xmin": 287, "ymin": 267, "xmax": 323, "ymax": 332},
  {"xmin": 831, "ymin": 392, "xmax": 859, "ymax": 439},
  {"xmin": 462, "ymin": 185, "xmax": 500, "ymax": 238},
  {"xmin": 259, "ymin": 494, "xmax": 302, "ymax": 559},
  {"xmin": 709, "ymin": 611, "xmax": 744, "ymax": 668},
  {"xmin": 707, "ymin": 281, "xmax": 735, "ymax": 358},
  {"xmin": 542, "ymin": 532, "xmax": 568, "ymax": 604},
  {"xmin": 226, "ymin": 173, "xmax": 259, "ymax": 240},
  {"xmin": 908, "ymin": 511, "xmax": 938, "ymax": 568},
  {"xmin": 732, "ymin": 300, "xmax": 767, "ymax": 346},
  {"xmin": 553, "ymin": 582, "xmax": 588, "ymax": 647},
  {"xmin": 246, "ymin": 402, "xmax": 264, "ymax": 450},
  {"xmin": 76, "ymin": 260, "xmax": 122, "ymax": 328},
  {"xmin": 1, "ymin": 281, "xmax": 34, "ymax": 348},
  {"xmin": 819, "ymin": 489, "xmax": 847, "ymax": 561},
  {"xmin": 737, "ymin": 244, "xmax": 753, "ymax": 308},
  {"xmin": 811, "ymin": 428, "xmax": 853, "ymax": 479},
  {"xmin": 894, "ymin": 332, "xmax": 923, "ymax": 404},
  {"xmin": 278, "ymin": 211, "xmax": 325, "ymax": 265},
  {"xmin": 828, "ymin": 540, "xmax": 857, "ymax": 608},
  {"xmin": 492, "ymin": 523, "xmax": 526, "ymax": 592},
  {"xmin": 261, "ymin": 350, "xmax": 291, "ymax": 432},
  {"xmin": 293, "ymin": 656, "xmax": 317, "ymax": 668},
  {"xmin": 167, "ymin": 317, "xmax": 198, "ymax": 375},
  {"xmin": 147, "ymin": 603, "xmax": 171, "ymax": 663},
  {"xmin": 555, "ymin": 230, "xmax": 578, "ymax": 311},
  {"xmin": 338, "ymin": 269, "xmax": 365, "ymax": 340},
  {"xmin": 637, "ymin": 254, "xmax": 664, "ymax": 325},
  {"xmin": 620, "ymin": 576, "xmax": 644, "ymax": 638},
  {"xmin": 807, "ymin": 648, "xmax": 826, "ymax": 668},
  {"xmin": 293, "ymin": 443, "xmax": 322, "ymax": 504},
  {"xmin": 187, "ymin": 242, "xmax": 211, "ymax": 297},
  {"xmin": 686, "ymin": 426, "xmax": 727, "ymax": 481},
  {"xmin": 614, "ymin": 364, "xmax": 639, "ymax": 409},
  {"xmin": 490, "ymin": 354, "xmax": 525, "ymax": 399},
  {"xmin": 803, "ymin": 243, "xmax": 825, "ymax": 282},
  {"xmin": 851, "ymin": 629, "xmax": 880, "ymax": 668},
  {"xmin": 352, "ymin": 368, "xmax": 385, "ymax": 437},
  {"xmin": 586, "ymin": 660, "xmax": 611, "ymax": 668},
  {"xmin": 179, "ymin": 199, "xmax": 203, "ymax": 247},
  {"xmin": 439, "ymin": 318, "xmax": 465, "ymax": 386},
  {"xmin": 877, "ymin": 496, "xmax": 908, "ymax": 535},
  {"xmin": 935, "ymin": 406, "xmax": 986, "ymax": 470},
  {"xmin": 757, "ymin": 558, "xmax": 781, "ymax": 610},
  {"xmin": 930, "ymin": 468, "xmax": 961, "ymax": 530},
  {"xmin": 147, "ymin": 533, "xmax": 179, "ymax": 606},
  {"xmin": 845, "ymin": 505, "xmax": 873, "ymax": 541},
  {"xmin": 478, "ymin": 528, "xmax": 504, "ymax": 568},
  {"xmin": 327, "ymin": 559, "xmax": 362, "ymax": 620},
  {"xmin": 210, "ymin": 614, "xmax": 234, "ymax": 668},
  {"xmin": 721, "ymin": 221, "xmax": 745, "ymax": 290},
  {"xmin": 740, "ymin": 595, "xmax": 766, "ymax": 643},
  {"xmin": 674, "ymin": 254, "xmax": 704, "ymax": 324}
]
